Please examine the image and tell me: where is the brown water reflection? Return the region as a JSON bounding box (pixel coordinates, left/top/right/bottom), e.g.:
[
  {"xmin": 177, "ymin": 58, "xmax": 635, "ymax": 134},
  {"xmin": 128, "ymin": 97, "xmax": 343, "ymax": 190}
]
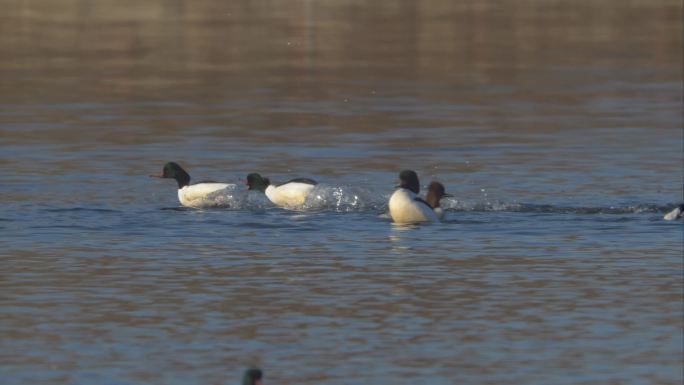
[{"xmin": 1, "ymin": 0, "xmax": 681, "ymax": 104}]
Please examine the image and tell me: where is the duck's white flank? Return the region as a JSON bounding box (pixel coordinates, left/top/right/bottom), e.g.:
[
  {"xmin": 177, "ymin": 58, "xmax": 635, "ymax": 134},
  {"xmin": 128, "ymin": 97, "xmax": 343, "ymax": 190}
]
[
  {"xmin": 264, "ymin": 182, "xmax": 316, "ymax": 207},
  {"xmin": 388, "ymin": 189, "xmax": 439, "ymax": 224},
  {"xmin": 663, "ymin": 205, "xmax": 683, "ymax": 221},
  {"xmin": 178, "ymin": 183, "xmax": 233, "ymax": 207}
]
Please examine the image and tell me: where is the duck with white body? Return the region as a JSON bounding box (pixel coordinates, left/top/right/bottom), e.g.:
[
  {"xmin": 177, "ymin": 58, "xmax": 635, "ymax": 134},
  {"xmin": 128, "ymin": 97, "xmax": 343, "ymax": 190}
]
[
  {"xmin": 389, "ymin": 170, "xmax": 444, "ymax": 224},
  {"xmin": 151, "ymin": 162, "xmax": 235, "ymax": 208},
  {"xmin": 247, "ymin": 173, "xmax": 318, "ymax": 209},
  {"xmin": 664, "ymin": 204, "xmax": 683, "ymax": 221}
]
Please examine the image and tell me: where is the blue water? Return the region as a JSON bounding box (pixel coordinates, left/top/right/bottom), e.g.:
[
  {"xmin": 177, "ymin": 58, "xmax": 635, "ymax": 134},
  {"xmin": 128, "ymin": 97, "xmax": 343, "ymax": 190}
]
[
  {"xmin": 2, "ymin": 1, "xmax": 684, "ymax": 384},
  {"xmin": 2, "ymin": 105, "xmax": 682, "ymax": 384}
]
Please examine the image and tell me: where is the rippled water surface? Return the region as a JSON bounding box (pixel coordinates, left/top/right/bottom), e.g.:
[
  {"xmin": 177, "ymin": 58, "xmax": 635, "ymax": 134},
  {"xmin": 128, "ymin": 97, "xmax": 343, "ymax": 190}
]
[{"xmin": 1, "ymin": 1, "xmax": 683, "ymax": 384}]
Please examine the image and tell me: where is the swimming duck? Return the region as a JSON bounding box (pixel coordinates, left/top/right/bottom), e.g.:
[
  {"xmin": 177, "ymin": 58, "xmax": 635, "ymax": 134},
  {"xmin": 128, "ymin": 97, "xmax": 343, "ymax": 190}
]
[
  {"xmin": 425, "ymin": 181, "xmax": 452, "ymax": 220},
  {"xmin": 388, "ymin": 170, "xmax": 439, "ymax": 223},
  {"xmin": 151, "ymin": 162, "xmax": 235, "ymax": 208},
  {"xmin": 664, "ymin": 204, "xmax": 683, "ymax": 221},
  {"xmin": 246, "ymin": 173, "xmax": 317, "ymax": 208},
  {"xmin": 242, "ymin": 368, "xmax": 264, "ymax": 385}
]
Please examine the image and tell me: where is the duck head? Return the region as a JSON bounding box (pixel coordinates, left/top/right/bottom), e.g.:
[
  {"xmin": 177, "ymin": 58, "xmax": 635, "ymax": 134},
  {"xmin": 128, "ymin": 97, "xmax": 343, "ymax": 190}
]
[
  {"xmin": 426, "ymin": 181, "xmax": 452, "ymax": 208},
  {"xmin": 398, "ymin": 170, "xmax": 420, "ymax": 194},
  {"xmin": 242, "ymin": 368, "xmax": 263, "ymax": 385},
  {"xmin": 246, "ymin": 173, "xmax": 270, "ymax": 192},
  {"xmin": 151, "ymin": 162, "xmax": 190, "ymax": 188}
]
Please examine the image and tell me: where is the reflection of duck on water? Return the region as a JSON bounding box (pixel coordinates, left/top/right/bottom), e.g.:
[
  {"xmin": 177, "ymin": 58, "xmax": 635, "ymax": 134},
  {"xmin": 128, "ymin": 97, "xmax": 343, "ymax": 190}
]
[
  {"xmin": 664, "ymin": 204, "xmax": 684, "ymax": 221},
  {"xmin": 243, "ymin": 368, "xmax": 264, "ymax": 385}
]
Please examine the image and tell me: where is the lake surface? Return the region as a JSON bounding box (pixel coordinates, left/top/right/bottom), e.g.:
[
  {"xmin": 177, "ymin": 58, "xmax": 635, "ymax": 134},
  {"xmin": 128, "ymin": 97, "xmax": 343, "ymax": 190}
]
[{"xmin": 1, "ymin": 1, "xmax": 683, "ymax": 384}]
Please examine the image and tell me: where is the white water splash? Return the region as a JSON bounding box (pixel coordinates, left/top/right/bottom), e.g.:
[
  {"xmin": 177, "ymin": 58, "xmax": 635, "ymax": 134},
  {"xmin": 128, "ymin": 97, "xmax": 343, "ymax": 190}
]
[
  {"xmin": 181, "ymin": 185, "xmax": 679, "ymax": 217},
  {"xmin": 302, "ymin": 184, "xmax": 386, "ymax": 212}
]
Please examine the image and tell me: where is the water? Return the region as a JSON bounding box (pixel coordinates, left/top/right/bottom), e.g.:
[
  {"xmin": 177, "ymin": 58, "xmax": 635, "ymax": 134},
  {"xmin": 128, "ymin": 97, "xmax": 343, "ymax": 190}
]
[{"xmin": 1, "ymin": 1, "xmax": 683, "ymax": 384}]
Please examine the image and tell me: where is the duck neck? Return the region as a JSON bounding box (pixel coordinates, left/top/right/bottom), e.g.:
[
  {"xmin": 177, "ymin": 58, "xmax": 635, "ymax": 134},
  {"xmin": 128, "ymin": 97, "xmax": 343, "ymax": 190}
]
[
  {"xmin": 400, "ymin": 180, "xmax": 419, "ymax": 194},
  {"xmin": 426, "ymin": 193, "xmax": 440, "ymax": 209},
  {"xmin": 175, "ymin": 173, "xmax": 190, "ymax": 189}
]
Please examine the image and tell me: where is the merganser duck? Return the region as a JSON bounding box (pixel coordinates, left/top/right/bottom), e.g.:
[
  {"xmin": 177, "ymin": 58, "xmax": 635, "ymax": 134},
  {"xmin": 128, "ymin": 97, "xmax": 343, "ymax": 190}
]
[
  {"xmin": 242, "ymin": 368, "xmax": 264, "ymax": 385},
  {"xmin": 246, "ymin": 173, "xmax": 317, "ymax": 208},
  {"xmin": 388, "ymin": 170, "xmax": 439, "ymax": 223},
  {"xmin": 664, "ymin": 204, "xmax": 683, "ymax": 221},
  {"xmin": 425, "ymin": 181, "xmax": 452, "ymax": 220},
  {"xmin": 151, "ymin": 162, "xmax": 235, "ymax": 208}
]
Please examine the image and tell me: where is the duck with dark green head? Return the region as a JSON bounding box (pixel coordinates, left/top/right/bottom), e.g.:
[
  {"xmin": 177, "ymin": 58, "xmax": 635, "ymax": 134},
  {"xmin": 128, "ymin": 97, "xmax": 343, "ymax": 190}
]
[
  {"xmin": 388, "ymin": 169, "xmax": 440, "ymax": 224},
  {"xmin": 246, "ymin": 172, "xmax": 317, "ymax": 208},
  {"xmin": 242, "ymin": 368, "xmax": 264, "ymax": 385},
  {"xmin": 151, "ymin": 162, "xmax": 236, "ymax": 208}
]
